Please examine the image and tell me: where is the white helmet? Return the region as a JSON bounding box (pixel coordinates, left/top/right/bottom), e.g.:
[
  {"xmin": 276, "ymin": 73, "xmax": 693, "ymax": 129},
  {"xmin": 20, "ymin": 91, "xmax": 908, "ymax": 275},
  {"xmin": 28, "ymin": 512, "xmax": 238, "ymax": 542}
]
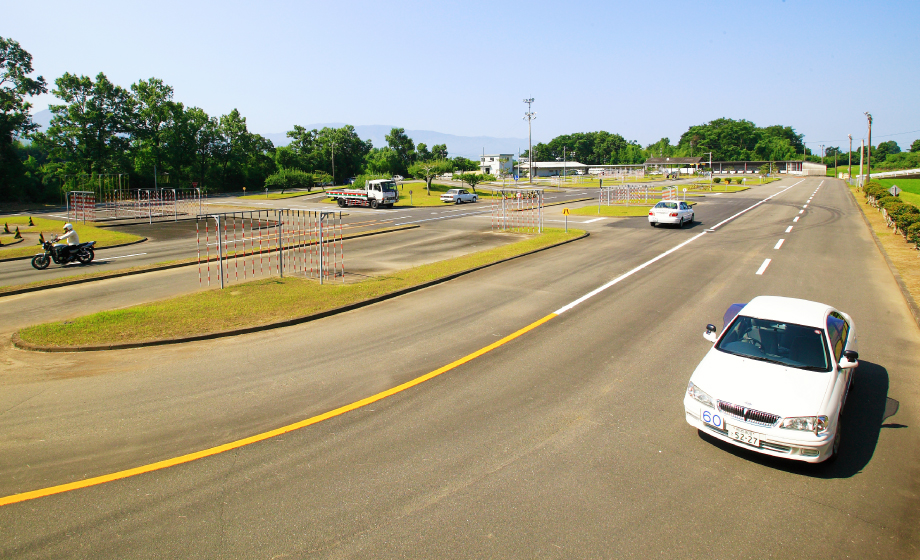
[{"xmin": 63, "ymin": 223, "xmax": 73, "ymax": 231}]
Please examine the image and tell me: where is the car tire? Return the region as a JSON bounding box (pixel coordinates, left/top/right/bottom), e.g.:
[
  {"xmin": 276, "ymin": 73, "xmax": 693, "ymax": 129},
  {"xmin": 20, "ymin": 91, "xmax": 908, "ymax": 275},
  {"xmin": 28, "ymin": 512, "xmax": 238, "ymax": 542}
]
[
  {"xmin": 337, "ymin": 198, "xmax": 346, "ymax": 208},
  {"xmin": 455, "ymin": 199, "xmax": 460, "ymax": 204},
  {"xmin": 650, "ymin": 222, "xmax": 657, "ymax": 228},
  {"xmin": 370, "ymin": 199, "xmax": 379, "ymax": 209}
]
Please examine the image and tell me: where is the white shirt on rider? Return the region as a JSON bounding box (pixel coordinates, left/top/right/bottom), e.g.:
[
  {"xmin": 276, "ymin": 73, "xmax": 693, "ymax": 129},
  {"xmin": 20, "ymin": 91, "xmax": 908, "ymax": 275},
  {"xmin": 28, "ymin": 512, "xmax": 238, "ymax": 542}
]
[{"xmin": 57, "ymin": 229, "xmax": 80, "ymax": 246}]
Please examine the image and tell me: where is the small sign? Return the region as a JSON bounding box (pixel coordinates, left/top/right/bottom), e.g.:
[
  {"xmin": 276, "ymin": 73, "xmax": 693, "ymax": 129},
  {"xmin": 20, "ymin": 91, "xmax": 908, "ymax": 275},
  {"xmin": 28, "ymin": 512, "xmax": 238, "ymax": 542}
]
[
  {"xmin": 889, "ymin": 185, "xmax": 901, "ymax": 196},
  {"xmin": 562, "ymin": 208, "xmax": 571, "ymax": 215},
  {"xmin": 192, "ymin": 182, "xmax": 198, "ymax": 187},
  {"xmin": 683, "ymin": 187, "xmax": 688, "ymax": 192}
]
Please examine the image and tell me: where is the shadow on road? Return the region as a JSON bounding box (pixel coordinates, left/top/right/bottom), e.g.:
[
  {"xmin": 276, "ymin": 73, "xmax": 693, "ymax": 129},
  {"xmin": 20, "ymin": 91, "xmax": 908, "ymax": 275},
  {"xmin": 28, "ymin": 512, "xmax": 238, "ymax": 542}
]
[{"xmin": 697, "ymin": 360, "xmax": 897, "ymax": 478}]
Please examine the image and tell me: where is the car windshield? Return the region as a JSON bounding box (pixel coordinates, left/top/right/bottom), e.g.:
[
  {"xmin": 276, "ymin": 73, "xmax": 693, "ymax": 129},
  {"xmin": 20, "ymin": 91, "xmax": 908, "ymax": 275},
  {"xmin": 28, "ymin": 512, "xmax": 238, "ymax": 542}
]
[
  {"xmin": 655, "ymin": 202, "xmax": 677, "ymax": 209},
  {"xmin": 716, "ymin": 315, "xmax": 830, "ymax": 371},
  {"xmin": 380, "ymin": 181, "xmax": 397, "ymax": 191}
]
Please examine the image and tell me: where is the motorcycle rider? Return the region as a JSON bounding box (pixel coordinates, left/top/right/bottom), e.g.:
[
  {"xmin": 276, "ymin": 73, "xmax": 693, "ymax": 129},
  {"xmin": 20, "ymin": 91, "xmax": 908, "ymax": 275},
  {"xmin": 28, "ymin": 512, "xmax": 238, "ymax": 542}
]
[{"xmin": 53, "ymin": 223, "xmax": 80, "ymax": 260}]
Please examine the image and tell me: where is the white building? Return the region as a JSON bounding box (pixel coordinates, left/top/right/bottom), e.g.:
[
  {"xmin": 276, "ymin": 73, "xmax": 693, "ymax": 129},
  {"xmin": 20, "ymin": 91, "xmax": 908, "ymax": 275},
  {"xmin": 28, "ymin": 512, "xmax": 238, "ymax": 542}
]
[
  {"xmin": 480, "ymin": 154, "xmax": 514, "ymax": 176},
  {"xmin": 528, "ymin": 161, "xmax": 588, "ymax": 177}
]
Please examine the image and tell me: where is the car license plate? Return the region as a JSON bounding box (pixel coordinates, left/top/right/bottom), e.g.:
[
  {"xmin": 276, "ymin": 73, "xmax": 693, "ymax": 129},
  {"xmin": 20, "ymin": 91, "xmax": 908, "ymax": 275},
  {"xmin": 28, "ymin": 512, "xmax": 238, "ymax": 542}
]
[{"xmin": 727, "ymin": 425, "xmax": 760, "ymax": 446}]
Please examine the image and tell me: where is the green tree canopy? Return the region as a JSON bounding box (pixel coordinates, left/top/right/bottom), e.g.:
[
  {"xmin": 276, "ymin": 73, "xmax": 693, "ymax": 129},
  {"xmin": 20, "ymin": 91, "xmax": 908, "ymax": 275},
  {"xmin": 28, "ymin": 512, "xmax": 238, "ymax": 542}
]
[
  {"xmin": 385, "ymin": 127, "xmax": 415, "ymax": 173},
  {"xmin": 264, "ymin": 167, "xmax": 313, "ymax": 193},
  {"xmin": 0, "ymin": 36, "xmax": 47, "ymax": 200}
]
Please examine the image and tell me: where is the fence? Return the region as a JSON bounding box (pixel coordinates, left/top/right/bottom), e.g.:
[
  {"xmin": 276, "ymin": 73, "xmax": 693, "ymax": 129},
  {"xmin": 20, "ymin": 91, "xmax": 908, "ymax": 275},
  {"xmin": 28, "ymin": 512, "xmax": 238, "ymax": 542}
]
[
  {"xmin": 490, "ymin": 188, "xmax": 544, "ymax": 233},
  {"xmin": 598, "ymin": 184, "xmax": 654, "ymax": 207},
  {"xmin": 196, "ymin": 209, "xmax": 344, "ymax": 289},
  {"xmin": 66, "ymin": 187, "xmax": 201, "ymax": 223},
  {"xmin": 67, "ymin": 191, "xmax": 96, "ymax": 223}
]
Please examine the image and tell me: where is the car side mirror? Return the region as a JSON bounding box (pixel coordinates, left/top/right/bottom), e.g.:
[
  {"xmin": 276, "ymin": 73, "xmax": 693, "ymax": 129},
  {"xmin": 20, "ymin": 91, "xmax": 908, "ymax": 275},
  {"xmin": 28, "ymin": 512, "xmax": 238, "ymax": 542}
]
[
  {"xmin": 839, "ymin": 350, "xmax": 859, "ymax": 370},
  {"xmin": 704, "ymin": 324, "xmax": 718, "ymax": 343}
]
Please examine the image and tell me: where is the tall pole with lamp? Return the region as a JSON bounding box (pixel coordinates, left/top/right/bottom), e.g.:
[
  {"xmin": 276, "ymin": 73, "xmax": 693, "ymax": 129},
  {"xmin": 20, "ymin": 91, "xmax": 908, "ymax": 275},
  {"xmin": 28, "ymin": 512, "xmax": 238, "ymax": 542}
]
[
  {"xmin": 523, "ymin": 98, "xmax": 536, "ymax": 183},
  {"xmin": 848, "ymin": 134, "xmax": 853, "ymax": 182},
  {"xmin": 864, "ymin": 112, "xmax": 873, "ymax": 181}
]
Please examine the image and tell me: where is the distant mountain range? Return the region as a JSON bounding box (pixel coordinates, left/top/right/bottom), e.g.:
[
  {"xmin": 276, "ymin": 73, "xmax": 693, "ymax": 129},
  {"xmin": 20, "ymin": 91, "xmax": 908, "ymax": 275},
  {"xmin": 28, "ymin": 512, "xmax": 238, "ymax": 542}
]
[{"xmin": 30, "ymin": 110, "xmax": 527, "ymax": 160}]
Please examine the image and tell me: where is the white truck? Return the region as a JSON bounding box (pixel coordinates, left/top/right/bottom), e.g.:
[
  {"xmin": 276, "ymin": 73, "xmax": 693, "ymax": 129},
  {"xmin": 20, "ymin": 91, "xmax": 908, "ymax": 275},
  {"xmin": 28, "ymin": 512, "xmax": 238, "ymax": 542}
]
[{"xmin": 327, "ymin": 179, "xmax": 399, "ymax": 209}]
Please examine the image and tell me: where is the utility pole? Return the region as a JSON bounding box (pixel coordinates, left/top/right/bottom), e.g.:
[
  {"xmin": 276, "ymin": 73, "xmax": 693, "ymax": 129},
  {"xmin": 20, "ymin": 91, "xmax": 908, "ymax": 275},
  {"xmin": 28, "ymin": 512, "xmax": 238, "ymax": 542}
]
[
  {"xmin": 331, "ymin": 140, "xmax": 336, "ymax": 187},
  {"xmin": 848, "ymin": 134, "xmax": 852, "ymax": 181},
  {"xmin": 523, "ymin": 98, "xmax": 536, "ymax": 183},
  {"xmin": 864, "ymin": 112, "xmax": 873, "ymax": 181},
  {"xmin": 859, "ymin": 139, "xmax": 864, "ymax": 188}
]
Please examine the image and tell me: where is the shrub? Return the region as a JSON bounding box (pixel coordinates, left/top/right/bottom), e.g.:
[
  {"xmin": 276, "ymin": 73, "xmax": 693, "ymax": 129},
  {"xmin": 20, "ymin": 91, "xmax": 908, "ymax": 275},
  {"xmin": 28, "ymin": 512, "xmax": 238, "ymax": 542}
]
[
  {"xmin": 736, "ymin": 178, "xmax": 743, "ymax": 184},
  {"xmin": 865, "ymin": 185, "xmax": 886, "ymax": 199},
  {"xmin": 906, "ymin": 222, "xmax": 920, "ymax": 248},
  {"xmin": 891, "ymin": 204, "xmax": 920, "ymax": 232},
  {"xmin": 713, "ymin": 177, "xmax": 721, "ymax": 184},
  {"xmin": 875, "ymin": 195, "xmax": 896, "ymax": 208}
]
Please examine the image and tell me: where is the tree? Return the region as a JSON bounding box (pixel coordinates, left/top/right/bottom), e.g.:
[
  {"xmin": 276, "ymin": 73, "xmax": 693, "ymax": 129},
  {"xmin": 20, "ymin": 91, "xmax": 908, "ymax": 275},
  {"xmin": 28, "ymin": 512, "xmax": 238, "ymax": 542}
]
[
  {"xmin": 364, "ymin": 146, "xmax": 401, "ymax": 176},
  {"xmin": 409, "ymin": 159, "xmax": 452, "ymax": 194},
  {"xmin": 431, "ymin": 143, "xmax": 448, "ymax": 159},
  {"xmin": 37, "ymin": 72, "xmax": 133, "ymax": 177},
  {"xmin": 264, "ymin": 168, "xmax": 313, "ymax": 193},
  {"xmin": 877, "ymin": 140, "xmax": 901, "ymax": 158},
  {"xmin": 0, "ymin": 36, "xmax": 47, "ymax": 200},
  {"xmin": 385, "ymin": 127, "xmax": 415, "ymax": 173},
  {"xmin": 130, "ymin": 78, "xmax": 175, "ymax": 182},
  {"xmin": 457, "ymin": 172, "xmax": 484, "ymax": 193},
  {"xmin": 416, "ymin": 142, "xmax": 431, "ymax": 161},
  {"xmin": 451, "ymin": 156, "xmax": 477, "ymax": 171},
  {"xmin": 911, "ymin": 139, "xmax": 920, "ymax": 153}
]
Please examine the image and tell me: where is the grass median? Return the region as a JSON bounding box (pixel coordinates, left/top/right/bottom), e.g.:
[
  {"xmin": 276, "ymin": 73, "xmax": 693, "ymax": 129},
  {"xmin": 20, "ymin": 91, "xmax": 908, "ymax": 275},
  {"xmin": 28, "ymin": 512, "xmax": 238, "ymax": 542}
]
[
  {"xmin": 0, "ymin": 216, "xmax": 143, "ymax": 260},
  {"xmin": 17, "ymin": 228, "xmax": 585, "ymax": 348}
]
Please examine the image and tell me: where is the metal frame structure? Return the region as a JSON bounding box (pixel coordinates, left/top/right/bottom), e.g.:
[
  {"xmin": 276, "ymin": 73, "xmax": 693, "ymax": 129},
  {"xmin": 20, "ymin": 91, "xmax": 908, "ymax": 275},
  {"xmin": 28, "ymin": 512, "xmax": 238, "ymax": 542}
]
[
  {"xmin": 491, "ymin": 187, "xmax": 544, "ymax": 233},
  {"xmin": 196, "ymin": 209, "xmax": 343, "ymax": 289},
  {"xmin": 66, "ymin": 191, "xmax": 96, "ymax": 223}
]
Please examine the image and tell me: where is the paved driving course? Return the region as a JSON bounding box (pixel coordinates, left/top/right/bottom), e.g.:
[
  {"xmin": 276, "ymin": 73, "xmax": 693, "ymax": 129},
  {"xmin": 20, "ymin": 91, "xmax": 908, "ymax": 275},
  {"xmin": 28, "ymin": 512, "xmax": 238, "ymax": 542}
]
[{"xmin": 1, "ymin": 178, "xmax": 917, "ymax": 559}]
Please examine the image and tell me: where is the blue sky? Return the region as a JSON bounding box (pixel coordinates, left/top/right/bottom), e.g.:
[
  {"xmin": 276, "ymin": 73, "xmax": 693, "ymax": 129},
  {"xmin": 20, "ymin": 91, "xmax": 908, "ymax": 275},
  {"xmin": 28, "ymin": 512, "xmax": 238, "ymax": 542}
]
[{"xmin": 6, "ymin": 0, "xmax": 919, "ymax": 151}]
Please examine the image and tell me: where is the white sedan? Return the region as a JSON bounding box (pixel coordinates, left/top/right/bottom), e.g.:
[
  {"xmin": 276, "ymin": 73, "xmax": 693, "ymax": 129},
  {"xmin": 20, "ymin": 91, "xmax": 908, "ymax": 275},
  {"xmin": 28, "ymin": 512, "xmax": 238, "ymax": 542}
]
[
  {"xmin": 684, "ymin": 296, "xmax": 858, "ymax": 463},
  {"xmin": 648, "ymin": 200, "xmax": 694, "ymax": 227},
  {"xmin": 440, "ymin": 188, "xmax": 478, "ymax": 204}
]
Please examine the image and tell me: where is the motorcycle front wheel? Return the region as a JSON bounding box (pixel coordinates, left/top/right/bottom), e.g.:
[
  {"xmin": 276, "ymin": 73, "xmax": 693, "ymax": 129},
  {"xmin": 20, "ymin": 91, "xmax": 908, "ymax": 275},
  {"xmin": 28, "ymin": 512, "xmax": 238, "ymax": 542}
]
[
  {"xmin": 78, "ymin": 247, "xmax": 94, "ymax": 264},
  {"xmin": 31, "ymin": 254, "xmax": 51, "ymax": 270}
]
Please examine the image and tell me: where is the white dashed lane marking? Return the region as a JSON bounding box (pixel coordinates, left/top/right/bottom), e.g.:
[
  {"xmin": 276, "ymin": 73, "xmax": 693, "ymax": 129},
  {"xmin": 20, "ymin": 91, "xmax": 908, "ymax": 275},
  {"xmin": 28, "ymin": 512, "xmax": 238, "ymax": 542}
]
[
  {"xmin": 756, "ymin": 259, "xmax": 772, "ymax": 275},
  {"xmin": 774, "ymin": 239, "xmax": 785, "ymax": 250}
]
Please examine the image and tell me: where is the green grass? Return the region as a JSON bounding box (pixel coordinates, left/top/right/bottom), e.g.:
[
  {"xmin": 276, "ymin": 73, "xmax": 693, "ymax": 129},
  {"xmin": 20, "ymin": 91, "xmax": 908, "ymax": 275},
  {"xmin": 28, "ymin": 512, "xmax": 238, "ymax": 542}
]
[
  {"xmin": 18, "ymin": 228, "xmax": 584, "ymax": 347},
  {"xmin": 0, "ymin": 216, "xmax": 144, "ymax": 260},
  {"xmin": 873, "ymin": 178, "xmax": 920, "ymax": 208},
  {"xmin": 239, "ymin": 191, "xmax": 315, "ymax": 200}
]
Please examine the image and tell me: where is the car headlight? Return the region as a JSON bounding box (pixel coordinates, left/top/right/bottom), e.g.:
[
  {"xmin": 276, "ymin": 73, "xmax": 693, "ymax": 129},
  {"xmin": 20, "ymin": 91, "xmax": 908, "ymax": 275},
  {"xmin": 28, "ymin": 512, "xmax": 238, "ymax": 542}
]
[
  {"xmin": 780, "ymin": 415, "xmax": 829, "ymax": 434},
  {"xmin": 687, "ymin": 381, "xmax": 714, "ymax": 408}
]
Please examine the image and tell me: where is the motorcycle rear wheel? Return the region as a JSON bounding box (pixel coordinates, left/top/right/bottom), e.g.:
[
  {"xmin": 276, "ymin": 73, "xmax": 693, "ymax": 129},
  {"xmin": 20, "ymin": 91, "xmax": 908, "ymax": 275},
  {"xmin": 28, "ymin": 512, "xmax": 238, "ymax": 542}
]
[
  {"xmin": 78, "ymin": 247, "xmax": 94, "ymax": 264},
  {"xmin": 31, "ymin": 255, "xmax": 51, "ymax": 270}
]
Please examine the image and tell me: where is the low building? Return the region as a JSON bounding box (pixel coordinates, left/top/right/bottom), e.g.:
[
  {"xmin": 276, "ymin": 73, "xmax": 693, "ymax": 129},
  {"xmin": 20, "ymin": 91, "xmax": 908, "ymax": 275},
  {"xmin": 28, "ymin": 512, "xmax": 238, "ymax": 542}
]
[
  {"xmin": 480, "ymin": 154, "xmax": 514, "ymax": 176},
  {"xmin": 527, "ymin": 161, "xmax": 588, "ymax": 177}
]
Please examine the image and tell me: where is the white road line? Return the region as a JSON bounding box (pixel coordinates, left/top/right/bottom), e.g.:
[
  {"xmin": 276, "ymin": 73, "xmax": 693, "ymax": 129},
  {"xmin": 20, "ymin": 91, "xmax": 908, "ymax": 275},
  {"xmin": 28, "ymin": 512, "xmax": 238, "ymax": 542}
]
[
  {"xmin": 785, "ymin": 226, "xmax": 793, "ymax": 233},
  {"xmin": 819, "ymin": 180, "xmax": 824, "ymax": 186},
  {"xmin": 774, "ymin": 239, "xmax": 785, "ymax": 249},
  {"xmin": 395, "ymin": 210, "xmax": 491, "ymax": 226},
  {"xmin": 803, "ymin": 204, "xmax": 808, "ymax": 208},
  {"xmin": 793, "ymin": 216, "xmax": 799, "ymax": 222},
  {"xmin": 709, "ymin": 179, "xmax": 803, "ymax": 231},
  {"xmin": 756, "ymin": 259, "xmax": 772, "ymax": 275},
  {"xmin": 582, "ymin": 218, "xmax": 606, "ymax": 223},
  {"xmin": 799, "ymin": 210, "xmax": 804, "ymax": 214},
  {"xmin": 98, "ymin": 252, "xmax": 147, "ymax": 261}
]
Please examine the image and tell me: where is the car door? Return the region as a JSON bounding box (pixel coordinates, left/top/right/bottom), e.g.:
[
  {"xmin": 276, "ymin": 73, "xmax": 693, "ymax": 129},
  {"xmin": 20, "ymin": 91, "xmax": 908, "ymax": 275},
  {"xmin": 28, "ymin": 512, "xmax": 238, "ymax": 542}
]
[{"xmin": 680, "ymin": 201, "xmax": 692, "ymax": 221}]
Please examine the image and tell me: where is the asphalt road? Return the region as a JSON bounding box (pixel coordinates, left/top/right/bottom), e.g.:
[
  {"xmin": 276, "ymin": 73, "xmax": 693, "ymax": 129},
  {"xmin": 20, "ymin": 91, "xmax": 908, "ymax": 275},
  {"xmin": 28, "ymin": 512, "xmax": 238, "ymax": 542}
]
[{"xmin": 1, "ymin": 177, "xmax": 917, "ymax": 558}]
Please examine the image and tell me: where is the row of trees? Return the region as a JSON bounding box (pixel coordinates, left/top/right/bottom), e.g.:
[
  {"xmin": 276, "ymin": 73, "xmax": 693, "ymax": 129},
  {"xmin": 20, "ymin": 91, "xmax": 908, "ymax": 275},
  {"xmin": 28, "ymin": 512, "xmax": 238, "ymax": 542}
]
[{"xmin": 1, "ymin": 36, "xmax": 480, "ymax": 203}]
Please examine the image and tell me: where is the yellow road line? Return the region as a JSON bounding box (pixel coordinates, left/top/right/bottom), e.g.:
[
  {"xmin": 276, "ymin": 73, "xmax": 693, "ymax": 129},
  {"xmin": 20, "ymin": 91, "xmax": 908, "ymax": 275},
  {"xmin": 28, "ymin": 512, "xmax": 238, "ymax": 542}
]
[{"xmin": 0, "ymin": 313, "xmax": 558, "ymax": 507}]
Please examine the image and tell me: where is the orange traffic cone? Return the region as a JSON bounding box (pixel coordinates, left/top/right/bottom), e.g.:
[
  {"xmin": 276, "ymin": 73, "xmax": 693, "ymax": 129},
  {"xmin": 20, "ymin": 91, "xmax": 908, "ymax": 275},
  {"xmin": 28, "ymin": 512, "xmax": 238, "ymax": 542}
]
[
  {"xmin": 29, "ymin": 217, "xmax": 34, "ymax": 226},
  {"xmin": 14, "ymin": 227, "xmax": 22, "ymax": 239}
]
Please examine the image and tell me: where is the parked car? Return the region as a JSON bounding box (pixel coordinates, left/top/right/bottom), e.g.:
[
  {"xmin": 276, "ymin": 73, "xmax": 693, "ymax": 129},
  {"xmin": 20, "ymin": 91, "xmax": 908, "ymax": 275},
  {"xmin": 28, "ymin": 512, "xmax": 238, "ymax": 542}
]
[
  {"xmin": 684, "ymin": 296, "xmax": 858, "ymax": 463},
  {"xmin": 440, "ymin": 188, "xmax": 478, "ymax": 204},
  {"xmin": 392, "ymin": 175, "xmax": 404, "ymax": 182},
  {"xmin": 345, "ymin": 177, "xmax": 356, "ymax": 185},
  {"xmin": 648, "ymin": 200, "xmax": 693, "ymax": 228}
]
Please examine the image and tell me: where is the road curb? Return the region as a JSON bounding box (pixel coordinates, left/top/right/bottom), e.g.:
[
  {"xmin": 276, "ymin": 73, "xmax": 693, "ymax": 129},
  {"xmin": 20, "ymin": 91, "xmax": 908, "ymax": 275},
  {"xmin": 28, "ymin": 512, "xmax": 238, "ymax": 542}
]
[
  {"xmin": 0, "ymin": 226, "xmax": 416, "ymax": 298},
  {"xmin": 848, "ymin": 184, "xmax": 920, "ymax": 331},
  {"xmin": 13, "ymin": 231, "xmax": 589, "ymax": 352},
  {"xmin": 0, "ymin": 237, "xmax": 149, "ymax": 263}
]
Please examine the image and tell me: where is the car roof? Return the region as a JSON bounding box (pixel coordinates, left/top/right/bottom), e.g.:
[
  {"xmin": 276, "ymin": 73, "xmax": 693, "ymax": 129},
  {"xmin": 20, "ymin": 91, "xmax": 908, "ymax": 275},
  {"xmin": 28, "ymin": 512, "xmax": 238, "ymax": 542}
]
[{"xmin": 738, "ymin": 296, "xmax": 834, "ymax": 328}]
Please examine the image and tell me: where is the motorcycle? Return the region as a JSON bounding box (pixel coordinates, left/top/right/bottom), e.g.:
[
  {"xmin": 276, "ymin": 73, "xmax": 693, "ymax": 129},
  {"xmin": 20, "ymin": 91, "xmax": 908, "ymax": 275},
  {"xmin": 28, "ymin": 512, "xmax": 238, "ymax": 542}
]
[{"xmin": 31, "ymin": 240, "xmax": 97, "ymax": 270}]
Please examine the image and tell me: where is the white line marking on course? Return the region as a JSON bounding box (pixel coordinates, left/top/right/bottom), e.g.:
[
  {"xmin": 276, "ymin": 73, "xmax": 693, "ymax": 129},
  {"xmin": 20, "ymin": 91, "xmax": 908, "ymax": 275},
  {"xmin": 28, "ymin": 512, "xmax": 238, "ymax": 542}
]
[
  {"xmin": 98, "ymin": 252, "xmax": 147, "ymax": 261},
  {"xmin": 774, "ymin": 239, "xmax": 785, "ymax": 249},
  {"xmin": 582, "ymin": 218, "xmax": 606, "ymax": 223},
  {"xmin": 785, "ymin": 226, "xmax": 793, "ymax": 233},
  {"xmin": 793, "ymin": 216, "xmax": 799, "ymax": 222},
  {"xmin": 756, "ymin": 259, "xmax": 772, "ymax": 275}
]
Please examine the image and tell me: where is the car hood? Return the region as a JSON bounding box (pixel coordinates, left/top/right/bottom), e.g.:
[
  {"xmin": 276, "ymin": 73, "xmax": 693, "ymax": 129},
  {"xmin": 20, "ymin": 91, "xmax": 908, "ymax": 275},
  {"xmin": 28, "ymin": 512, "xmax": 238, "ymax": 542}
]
[{"xmin": 689, "ymin": 348, "xmax": 833, "ymax": 417}]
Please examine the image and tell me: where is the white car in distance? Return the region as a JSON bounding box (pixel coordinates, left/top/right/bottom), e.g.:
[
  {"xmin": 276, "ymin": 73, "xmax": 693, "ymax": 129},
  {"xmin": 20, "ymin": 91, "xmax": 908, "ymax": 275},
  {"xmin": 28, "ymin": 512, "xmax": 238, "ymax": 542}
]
[
  {"xmin": 440, "ymin": 188, "xmax": 478, "ymax": 204},
  {"xmin": 649, "ymin": 200, "xmax": 694, "ymax": 228},
  {"xmin": 684, "ymin": 296, "xmax": 858, "ymax": 463}
]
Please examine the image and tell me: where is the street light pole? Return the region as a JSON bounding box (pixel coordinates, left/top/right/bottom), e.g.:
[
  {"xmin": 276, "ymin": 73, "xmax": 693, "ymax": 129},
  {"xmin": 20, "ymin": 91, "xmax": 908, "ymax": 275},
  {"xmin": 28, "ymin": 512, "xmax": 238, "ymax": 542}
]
[
  {"xmin": 848, "ymin": 134, "xmax": 852, "ymax": 182},
  {"xmin": 523, "ymin": 98, "xmax": 535, "ymax": 183},
  {"xmin": 864, "ymin": 112, "xmax": 873, "ymax": 181},
  {"xmin": 331, "ymin": 140, "xmax": 336, "ymax": 187}
]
